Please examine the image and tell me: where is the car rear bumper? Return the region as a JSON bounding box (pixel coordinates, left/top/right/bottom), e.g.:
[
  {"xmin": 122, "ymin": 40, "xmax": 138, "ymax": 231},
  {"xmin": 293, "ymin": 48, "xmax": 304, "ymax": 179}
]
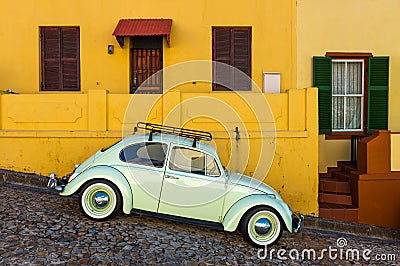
[
  {"xmin": 47, "ymin": 173, "xmax": 67, "ymax": 192},
  {"xmin": 292, "ymin": 212, "xmax": 304, "ymax": 234}
]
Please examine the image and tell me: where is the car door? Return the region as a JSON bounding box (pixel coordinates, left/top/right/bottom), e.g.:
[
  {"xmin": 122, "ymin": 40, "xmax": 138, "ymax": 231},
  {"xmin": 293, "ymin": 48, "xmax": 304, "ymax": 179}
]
[
  {"xmin": 157, "ymin": 145, "xmax": 226, "ymax": 223},
  {"xmin": 117, "ymin": 141, "xmax": 168, "ymax": 213}
]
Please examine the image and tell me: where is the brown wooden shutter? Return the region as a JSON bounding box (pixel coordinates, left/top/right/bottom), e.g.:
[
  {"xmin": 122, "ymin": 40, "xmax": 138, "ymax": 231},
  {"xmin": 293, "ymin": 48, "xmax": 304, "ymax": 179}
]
[
  {"xmin": 41, "ymin": 27, "xmax": 61, "ymax": 91},
  {"xmin": 61, "ymin": 28, "xmax": 80, "ymax": 91},
  {"xmin": 213, "ymin": 28, "xmax": 231, "ymax": 65},
  {"xmin": 212, "ymin": 27, "xmax": 251, "ymax": 91},
  {"xmin": 41, "ymin": 27, "xmax": 80, "ymax": 91},
  {"xmin": 232, "ymin": 28, "xmax": 251, "ymax": 90},
  {"xmin": 213, "ymin": 28, "xmax": 231, "ymax": 90}
]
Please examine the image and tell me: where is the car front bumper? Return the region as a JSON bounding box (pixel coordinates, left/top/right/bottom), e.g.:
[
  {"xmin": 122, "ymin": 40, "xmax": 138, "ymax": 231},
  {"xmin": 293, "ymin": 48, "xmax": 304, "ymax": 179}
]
[{"xmin": 292, "ymin": 212, "xmax": 304, "ymax": 233}]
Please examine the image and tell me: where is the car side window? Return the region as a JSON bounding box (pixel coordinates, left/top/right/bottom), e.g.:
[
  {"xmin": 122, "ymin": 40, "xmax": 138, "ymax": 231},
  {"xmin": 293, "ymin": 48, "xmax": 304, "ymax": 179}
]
[
  {"xmin": 120, "ymin": 142, "xmax": 167, "ymax": 168},
  {"xmin": 169, "ymin": 146, "xmax": 220, "ymax": 177},
  {"xmin": 206, "ymin": 154, "xmax": 221, "ymax": 176}
]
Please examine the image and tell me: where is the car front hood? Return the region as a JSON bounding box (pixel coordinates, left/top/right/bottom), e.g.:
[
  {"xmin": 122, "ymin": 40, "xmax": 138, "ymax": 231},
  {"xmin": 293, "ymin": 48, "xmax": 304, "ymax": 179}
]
[{"xmin": 227, "ymin": 171, "xmax": 282, "ymax": 200}]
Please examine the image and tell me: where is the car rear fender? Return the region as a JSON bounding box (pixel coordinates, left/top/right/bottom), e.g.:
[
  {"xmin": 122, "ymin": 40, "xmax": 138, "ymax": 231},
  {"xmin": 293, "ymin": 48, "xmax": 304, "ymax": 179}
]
[
  {"xmin": 60, "ymin": 165, "xmax": 133, "ymax": 214},
  {"xmin": 222, "ymin": 194, "xmax": 293, "ymax": 233}
]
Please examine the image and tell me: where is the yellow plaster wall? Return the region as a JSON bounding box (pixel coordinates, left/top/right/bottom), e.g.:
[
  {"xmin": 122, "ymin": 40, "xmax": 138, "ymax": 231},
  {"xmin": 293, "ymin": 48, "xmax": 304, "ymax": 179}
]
[
  {"xmin": 0, "ymin": 136, "xmax": 120, "ymax": 176},
  {"xmin": 0, "ymin": 94, "xmax": 88, "ymax": 130},
  {"xmin": 0, "ymin": 88, "xmax": 318, "ymax": 215},
  {"xmin": 317, "ymin": 137, "xmax": 350, "ymax": 173},
  {"xmin": 267, "ymin": 88, "xmax": 319, "ymax": 215},
  {"xmin": 0, "ymin": 0, "xmax": 296, "ymax": 94},
  {"xmin": 297, "ymin": 0, "xmax": 400, "ymax": 171},
  {"xmin": 392, "ymin": 134, "xmax": 400, "ymax": 171}
]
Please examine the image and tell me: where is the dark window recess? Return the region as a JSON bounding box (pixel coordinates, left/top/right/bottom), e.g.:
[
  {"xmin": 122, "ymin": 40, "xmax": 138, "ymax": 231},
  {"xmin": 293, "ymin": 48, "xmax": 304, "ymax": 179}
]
[
  {"xmin": 40, "ymin": 27, "xmax": 80, "ymax": 91},
  {"xmin": 131, "ymin": 36, "xmax": 163, "ymax": 94},
  {"xmin": 212, "ymin": 27, "xmax": 251, "ymax": 91}
]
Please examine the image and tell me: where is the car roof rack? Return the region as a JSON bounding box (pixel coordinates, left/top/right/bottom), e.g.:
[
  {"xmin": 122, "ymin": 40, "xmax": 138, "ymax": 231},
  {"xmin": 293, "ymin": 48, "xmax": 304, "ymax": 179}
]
[{"xmin": 136, "ymin": 122, "xmax": 212, "ymax": 147}]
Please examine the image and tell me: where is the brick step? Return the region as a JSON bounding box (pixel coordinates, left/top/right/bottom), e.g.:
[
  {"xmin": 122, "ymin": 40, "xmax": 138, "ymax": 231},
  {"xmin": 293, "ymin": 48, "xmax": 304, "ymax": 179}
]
[
  {"xmin": 319, "ymin": 192, "xmax": 353, "ymax": 206},
  {"xmin": 319, "ymin": 161, "xmax": 356, "ymax": 179},
  {"xmin": 332, "ymin": 171, "xmax": 350, "ymax": 182},
  {"xmin": 319, "ymin": 178, "xmax": 351, "ymax": 194},
  {"xmin": 341, "ymin": 164, "xmax": 357, "ymax": 175},
  {"xmin": 337, "ymin": 161, "xmax": 355, "ymax": 168},
  {"xmin": 319, "ymin": 203, "xmax": 358, "ymax": 223},
  {"xmin": 319, "ymin": 166, "xmax": 341, "ymax": 179}
]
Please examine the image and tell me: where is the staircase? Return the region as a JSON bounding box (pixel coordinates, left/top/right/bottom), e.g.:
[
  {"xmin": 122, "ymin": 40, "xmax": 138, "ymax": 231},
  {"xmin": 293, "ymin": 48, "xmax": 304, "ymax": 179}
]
[{"xmin": 318, "ymin": 161, "xmax": 358, "ymax": 222}]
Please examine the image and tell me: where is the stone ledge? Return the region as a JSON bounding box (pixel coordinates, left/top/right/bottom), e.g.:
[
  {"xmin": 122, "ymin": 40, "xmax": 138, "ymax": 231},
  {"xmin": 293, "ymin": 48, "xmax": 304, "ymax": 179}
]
[
  {"xmin": 0, "ymin": 169, "xmax": 48, "ymax": 188},
  {"xmin": 304, "ymin": 215, "xmax": 400, "ymax": 241}
]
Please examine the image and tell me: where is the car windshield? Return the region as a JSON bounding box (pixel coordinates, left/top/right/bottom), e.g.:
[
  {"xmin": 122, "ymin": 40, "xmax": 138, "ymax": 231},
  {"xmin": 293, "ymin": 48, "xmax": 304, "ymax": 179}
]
[{"xmin": 223, "ymin": 166, "xmax": 230, "ymax": 176}]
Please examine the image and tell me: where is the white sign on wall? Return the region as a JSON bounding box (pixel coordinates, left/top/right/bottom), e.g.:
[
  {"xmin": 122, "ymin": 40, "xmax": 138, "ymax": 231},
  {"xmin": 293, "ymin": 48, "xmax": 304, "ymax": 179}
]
[{"xmin": 263, "ymin": 72, "xmax": 280, "ymax": 94}]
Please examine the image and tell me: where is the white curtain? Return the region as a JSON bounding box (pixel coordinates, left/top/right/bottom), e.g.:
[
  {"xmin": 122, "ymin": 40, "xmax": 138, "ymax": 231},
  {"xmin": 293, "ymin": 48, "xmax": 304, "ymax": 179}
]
[{"xmin": 332, "ymin": 61, "xmax": 363, "ymax": 130}]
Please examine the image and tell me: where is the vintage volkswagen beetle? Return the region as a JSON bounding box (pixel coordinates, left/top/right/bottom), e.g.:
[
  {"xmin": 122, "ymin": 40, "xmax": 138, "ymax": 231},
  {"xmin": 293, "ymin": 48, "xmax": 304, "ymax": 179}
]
[{"xmin": 48, "ymin": 122, "xmax": 302, "ymax": 246}]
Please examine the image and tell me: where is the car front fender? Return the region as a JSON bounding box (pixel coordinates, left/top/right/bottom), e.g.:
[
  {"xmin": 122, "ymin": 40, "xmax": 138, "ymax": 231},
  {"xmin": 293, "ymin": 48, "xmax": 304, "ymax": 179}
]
[
  {"xmin": 222, "ymin": 194, "xmax": 293, "ymax": 233},
  {"xmin": 60, "ymin": 166, "xmax": 133, "ymax": 215}
]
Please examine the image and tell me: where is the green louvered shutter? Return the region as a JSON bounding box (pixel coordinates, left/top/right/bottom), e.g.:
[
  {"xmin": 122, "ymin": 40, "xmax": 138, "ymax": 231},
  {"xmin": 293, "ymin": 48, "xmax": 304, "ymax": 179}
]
[
  {"xmin": 368, "ymin": 57, "xmax": 389, "ymax": 134},
  {"xmin": 313, "ymin": 56, "xmax": 332, "ymax": 134}
]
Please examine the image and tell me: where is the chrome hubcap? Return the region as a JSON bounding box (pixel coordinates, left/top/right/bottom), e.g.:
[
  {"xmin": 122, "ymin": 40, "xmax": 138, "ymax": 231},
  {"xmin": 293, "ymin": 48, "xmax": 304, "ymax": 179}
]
[
  {"xmin": 93, "ymin": 191, "xmax": 110, "ymax": 208},
  {"xmin": 254, "ymin": 218, "xmax": 271, "ymax": 235}
]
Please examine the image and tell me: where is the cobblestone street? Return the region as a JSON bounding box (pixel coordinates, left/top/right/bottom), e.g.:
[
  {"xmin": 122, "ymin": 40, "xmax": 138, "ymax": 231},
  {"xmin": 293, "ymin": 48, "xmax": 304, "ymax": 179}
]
[{"xmin": 0, "ymin": 183, "xmax": 398, "ymax": 265}]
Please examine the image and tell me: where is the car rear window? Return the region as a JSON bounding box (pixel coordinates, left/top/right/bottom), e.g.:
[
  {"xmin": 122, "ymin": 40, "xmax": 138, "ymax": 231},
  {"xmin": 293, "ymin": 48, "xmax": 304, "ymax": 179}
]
[{"xmin": 120, "ymin": 142, "xmax": 167, "ymax": 168}]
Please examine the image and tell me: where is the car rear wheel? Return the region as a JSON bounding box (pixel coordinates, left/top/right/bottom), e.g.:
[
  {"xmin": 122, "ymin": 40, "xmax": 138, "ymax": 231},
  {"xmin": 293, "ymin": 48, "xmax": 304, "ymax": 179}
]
[
  {"xmin": 80, "ymin": 180, "xmax": 121, "ymax": 221},
  {"xmin": 240, "ymin": 206, "xmax": 283, "ymax": 247}
]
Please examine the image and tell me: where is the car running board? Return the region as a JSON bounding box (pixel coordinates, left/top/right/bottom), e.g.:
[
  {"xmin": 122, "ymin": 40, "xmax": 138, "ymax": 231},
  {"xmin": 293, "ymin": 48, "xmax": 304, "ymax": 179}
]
[{"xmin": 130, "ymin": 208, "xmax": 224, "ymax": 231}]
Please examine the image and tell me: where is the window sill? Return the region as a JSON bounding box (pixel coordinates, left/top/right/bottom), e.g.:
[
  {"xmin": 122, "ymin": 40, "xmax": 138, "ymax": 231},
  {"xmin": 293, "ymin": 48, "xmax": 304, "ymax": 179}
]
[{"xmin": 325, "ymin": 131, "xmax": 369, "ymax": 140}]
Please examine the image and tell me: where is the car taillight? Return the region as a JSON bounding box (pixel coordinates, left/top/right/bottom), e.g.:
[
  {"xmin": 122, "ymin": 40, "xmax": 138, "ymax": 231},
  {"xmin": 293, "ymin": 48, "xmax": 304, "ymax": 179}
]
[
  {"xmin": 66, "ymin": 172, "xmax": 73, "ymax": 180},
  {"xmin": 62, "ymin": 171, "xmax": 74, "ymax": 182}
]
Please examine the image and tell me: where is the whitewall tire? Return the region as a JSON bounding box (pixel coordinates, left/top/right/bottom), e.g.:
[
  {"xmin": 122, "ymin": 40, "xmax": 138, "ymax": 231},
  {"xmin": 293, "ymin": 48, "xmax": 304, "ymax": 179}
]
[
  {"xmin": 79, "ymin": 180, "xmax": 121, "ymax": 221},
  {"xmin": 240, "ymin": 206, "xmax": 283, "ymax": 247}
]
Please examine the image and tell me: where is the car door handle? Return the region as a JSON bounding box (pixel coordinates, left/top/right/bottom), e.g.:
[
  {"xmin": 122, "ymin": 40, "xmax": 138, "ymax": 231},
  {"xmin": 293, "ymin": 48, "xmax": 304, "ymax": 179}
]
[{"xmin": 165, "ymin": 175, "xmax": 179, "ymax": 180}]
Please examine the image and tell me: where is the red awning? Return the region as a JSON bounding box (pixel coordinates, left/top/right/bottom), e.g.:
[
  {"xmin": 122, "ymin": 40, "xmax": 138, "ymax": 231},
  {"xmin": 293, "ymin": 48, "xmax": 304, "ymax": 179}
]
[{"xmin": 113, "ymin": 19, "xmax": 172, "ymax": 47}]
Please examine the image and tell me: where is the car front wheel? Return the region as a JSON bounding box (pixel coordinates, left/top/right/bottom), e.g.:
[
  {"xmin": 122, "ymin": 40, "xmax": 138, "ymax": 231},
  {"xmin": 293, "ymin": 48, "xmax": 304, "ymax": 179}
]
[
  {"xmin": 240, "ymin": 206, "xmax": 283, "ymax": 247},
  {"xmin": 80, "ymin": 180, "xmax": 121, "ymax": 221}
]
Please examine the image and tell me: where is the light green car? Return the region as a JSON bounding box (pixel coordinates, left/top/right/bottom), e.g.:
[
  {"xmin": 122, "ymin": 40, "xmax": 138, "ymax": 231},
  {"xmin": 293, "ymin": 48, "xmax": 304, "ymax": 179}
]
[{"xmin": 48, "ymin": 122, "xmax": 303, "ymax": 246}]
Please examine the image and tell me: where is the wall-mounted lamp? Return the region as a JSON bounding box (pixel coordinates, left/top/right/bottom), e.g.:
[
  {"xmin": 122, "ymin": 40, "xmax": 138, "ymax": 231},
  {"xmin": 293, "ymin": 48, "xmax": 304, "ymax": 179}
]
[{"xmin": 108, "ymin": 45, "xmax": 114, "ymax": 54}]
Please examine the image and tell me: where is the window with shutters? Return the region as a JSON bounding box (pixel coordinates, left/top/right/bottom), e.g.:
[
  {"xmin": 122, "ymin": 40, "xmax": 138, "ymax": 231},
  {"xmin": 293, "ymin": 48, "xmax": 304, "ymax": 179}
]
[
  {"xmin": 313, "ymin": 53, "xmax": 389, "ymax": 137},
  {"xmin": 212, "ymin": 27, "xmax": 251, "ymax": 91},
  {"xmin": 40, "ymin": 27, "xmax": 80, "ymax": 91},
  {"xmin": 332, "ymin": 60, "xmax": 364, "ymax": 131}
]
